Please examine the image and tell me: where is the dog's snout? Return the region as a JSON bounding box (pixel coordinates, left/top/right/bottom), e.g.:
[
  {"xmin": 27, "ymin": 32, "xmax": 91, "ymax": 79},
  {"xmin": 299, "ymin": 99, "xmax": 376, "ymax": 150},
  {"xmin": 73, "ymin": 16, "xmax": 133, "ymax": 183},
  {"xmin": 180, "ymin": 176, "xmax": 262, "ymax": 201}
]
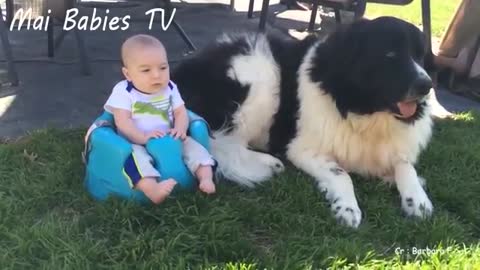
[
  {"xmin": 411, "ymin": 60, "xmax": 433, "ymax": 96},
  {"xmin": 411, "ymin": 77, "xmax": 432, "ymax": 96}
]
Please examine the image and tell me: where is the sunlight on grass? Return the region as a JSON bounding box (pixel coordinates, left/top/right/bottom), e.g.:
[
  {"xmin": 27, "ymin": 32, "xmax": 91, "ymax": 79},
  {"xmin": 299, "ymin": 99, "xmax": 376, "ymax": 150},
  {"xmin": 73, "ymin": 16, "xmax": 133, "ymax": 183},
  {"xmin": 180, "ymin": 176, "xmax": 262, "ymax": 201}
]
[
  {"xmin": 451, "ymin": 111, "xmax": 476, "ymax": 122},
  {"xmin": 365, "ymin": 0, "xmax": 461, "ymax": 38},
  {"xmin": 353, "ymin": 244, "xmax": 480, "ymax": 269},
  {"xmin": 0, "ymin": 111, "xmax": 479, "ymax": 268}
]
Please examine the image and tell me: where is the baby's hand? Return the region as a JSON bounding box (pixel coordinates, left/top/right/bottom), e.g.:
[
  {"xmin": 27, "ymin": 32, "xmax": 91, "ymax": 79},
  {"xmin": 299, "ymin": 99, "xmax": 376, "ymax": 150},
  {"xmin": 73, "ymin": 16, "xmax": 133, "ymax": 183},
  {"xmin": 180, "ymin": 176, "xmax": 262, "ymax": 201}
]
[
  {"xmin": 144, "ymin": 130, "xmax": 166, "ymax": 143},
  {"xmin": 169, "ymin": 127, "xmax": 187, "ymax": 140}
]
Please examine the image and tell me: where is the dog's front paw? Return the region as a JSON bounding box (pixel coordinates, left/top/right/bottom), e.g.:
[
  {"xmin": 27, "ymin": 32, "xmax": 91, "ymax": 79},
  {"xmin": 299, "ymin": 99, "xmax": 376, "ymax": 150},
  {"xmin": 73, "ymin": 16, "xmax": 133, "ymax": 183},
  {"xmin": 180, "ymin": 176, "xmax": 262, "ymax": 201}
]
[
  {"xmin": 401, "ymin": 188, "xmax": 433, "ymax": 218},
  {"xmin": 417, "ymin": 176, "xmax": 426, "ymax": 189},
  {"xmin": 270, "ymin": 157, "xmax": 285, "ymax": 174},
  {"xmin": 331, "ymin": 198, "xmax": 362, "ymax": 228},
  {"xmin": 260, "ymin": 154, "xmax": 284, "ymax": 174}
]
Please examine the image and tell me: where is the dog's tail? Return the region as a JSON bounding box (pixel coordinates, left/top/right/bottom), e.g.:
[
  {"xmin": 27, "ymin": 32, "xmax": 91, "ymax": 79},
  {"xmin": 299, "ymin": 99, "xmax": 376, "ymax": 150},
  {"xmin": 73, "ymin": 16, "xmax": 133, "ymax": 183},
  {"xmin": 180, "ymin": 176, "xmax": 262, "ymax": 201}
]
[{"xmin": 210, "ymin": 132, "xmax": 275, "ymax": 188}]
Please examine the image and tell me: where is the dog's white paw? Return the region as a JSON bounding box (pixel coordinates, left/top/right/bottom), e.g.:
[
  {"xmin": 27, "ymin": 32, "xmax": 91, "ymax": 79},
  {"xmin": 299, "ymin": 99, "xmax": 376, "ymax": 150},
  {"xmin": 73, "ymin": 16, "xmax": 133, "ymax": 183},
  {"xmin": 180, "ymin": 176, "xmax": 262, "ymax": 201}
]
[
  {"xmin": 401, "ymin": 188, "xmax": 433, "ymax": 218},
  {"xmin": 331, "ymin": 197, "xmax": 362, "ymax": 228},
  {"xmin": 418, "ymin": 176, "xmax": 426, "ymax": 189},
  {"xmin": 259, "ymin": 153, "xmax": 284, "ymax": 174}
]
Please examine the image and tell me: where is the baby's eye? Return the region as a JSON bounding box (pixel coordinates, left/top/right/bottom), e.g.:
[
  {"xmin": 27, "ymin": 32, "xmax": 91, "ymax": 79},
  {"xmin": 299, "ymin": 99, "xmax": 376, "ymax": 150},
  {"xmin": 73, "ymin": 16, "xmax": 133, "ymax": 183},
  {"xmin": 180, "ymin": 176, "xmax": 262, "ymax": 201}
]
[
  {"xmin": 161, "ymin": 66, "xmax": 168, "ymax": 70},
  {"xmin": 141, "ymin": 69, "xmax": 150, "ymax": 73}
]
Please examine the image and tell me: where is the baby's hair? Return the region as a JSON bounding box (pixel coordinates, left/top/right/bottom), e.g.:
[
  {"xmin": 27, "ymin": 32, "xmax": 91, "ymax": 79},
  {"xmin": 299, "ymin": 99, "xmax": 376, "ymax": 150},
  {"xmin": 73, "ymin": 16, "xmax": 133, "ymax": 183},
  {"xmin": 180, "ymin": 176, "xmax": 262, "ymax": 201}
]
[{"xmin": 121, "ymin": 34, "xmax": 165, "ymax": 67}]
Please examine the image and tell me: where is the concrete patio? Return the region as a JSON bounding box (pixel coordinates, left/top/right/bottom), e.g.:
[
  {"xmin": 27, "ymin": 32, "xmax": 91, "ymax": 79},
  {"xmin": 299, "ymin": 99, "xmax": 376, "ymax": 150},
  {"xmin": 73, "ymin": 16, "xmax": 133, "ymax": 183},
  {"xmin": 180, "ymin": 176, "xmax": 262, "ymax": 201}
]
[{"xmin": 0, "ymin": 0, "xmax": 479, "ymax": 139}]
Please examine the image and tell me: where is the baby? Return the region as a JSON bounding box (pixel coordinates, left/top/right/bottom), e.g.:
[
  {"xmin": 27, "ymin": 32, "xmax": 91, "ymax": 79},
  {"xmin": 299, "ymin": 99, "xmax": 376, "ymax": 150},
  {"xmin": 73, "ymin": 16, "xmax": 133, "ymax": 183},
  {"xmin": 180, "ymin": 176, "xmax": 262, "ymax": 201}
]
[{"xmin": 104, "ymin": 34, "xmax": 216, "ymax": 204}]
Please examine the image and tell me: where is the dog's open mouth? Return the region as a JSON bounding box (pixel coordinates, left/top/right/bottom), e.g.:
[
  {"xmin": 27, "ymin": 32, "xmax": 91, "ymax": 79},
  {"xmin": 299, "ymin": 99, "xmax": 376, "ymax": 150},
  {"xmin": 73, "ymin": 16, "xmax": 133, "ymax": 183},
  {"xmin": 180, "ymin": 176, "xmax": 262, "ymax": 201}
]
[
  {"xmin": 395, "ymin": 100, "xmax": 418, "ymax": 118},
  {"xmin": 393, "ymin": 96, "xmax": 426, "ymax": 119}
]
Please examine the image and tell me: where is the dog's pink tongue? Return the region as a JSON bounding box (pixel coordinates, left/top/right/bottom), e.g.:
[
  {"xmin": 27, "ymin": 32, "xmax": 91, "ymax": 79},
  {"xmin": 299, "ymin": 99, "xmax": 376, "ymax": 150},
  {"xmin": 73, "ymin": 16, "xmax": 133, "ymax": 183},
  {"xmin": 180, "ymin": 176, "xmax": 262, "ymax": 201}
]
[{"xmin": 397, "ymin": 101, "xmax": 417, "ymax": 118}]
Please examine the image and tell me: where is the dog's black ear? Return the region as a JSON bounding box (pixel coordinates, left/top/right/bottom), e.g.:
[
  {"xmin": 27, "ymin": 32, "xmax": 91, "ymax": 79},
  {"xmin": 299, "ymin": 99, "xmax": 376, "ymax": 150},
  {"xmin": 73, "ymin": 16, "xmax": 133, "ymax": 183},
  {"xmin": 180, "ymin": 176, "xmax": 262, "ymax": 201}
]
[
  {"xmin": 402, "ymin": 21, "xmax": 437, "ymax": 77},
  {"xmin": 402, "ymin": 21, "xmax": 432, "ymax": 66},
  {"xmin": 321, "ymin": 19, "xmax": 371, "ymax": 73}
]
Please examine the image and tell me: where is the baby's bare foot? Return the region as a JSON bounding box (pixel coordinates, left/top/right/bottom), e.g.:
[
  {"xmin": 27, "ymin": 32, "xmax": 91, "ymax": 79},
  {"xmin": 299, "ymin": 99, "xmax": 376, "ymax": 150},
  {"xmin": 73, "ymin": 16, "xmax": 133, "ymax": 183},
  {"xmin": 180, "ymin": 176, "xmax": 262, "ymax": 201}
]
[
  {"xmin": 199, "ymin": 178, "xmax": 216, "ymax": 194},
  {"xmin": 149, "ymin": 179, "xmax": 177, "ymax": 204}
]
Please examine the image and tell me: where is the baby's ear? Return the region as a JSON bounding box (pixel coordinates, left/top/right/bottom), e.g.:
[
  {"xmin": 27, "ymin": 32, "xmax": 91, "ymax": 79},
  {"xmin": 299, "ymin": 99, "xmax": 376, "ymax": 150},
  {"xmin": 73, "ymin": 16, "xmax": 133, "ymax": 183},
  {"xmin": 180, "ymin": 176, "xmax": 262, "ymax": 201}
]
[{"xmin": 122, "ymin": 67, "xmax": 131, "ymax": 81}]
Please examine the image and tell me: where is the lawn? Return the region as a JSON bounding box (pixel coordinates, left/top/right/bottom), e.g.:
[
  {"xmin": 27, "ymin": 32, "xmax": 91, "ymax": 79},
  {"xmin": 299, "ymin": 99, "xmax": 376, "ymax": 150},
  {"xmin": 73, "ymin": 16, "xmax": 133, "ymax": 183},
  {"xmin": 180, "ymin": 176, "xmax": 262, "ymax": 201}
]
[
  {"xmin": 365, "ymin": 0, "xmax": 461, "ymax": 38},
  {"xmin": 1, "ymin": 111, "xmax": 480, "ymax": 269}
]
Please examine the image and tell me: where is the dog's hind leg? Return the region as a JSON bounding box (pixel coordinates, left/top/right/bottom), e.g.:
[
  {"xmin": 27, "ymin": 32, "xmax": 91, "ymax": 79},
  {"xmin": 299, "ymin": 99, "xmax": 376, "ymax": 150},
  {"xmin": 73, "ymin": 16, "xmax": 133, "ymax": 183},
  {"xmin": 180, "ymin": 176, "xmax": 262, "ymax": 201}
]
[{"xmin": 211, "ymin": 132, "xmax": 284, "ymax": 187}]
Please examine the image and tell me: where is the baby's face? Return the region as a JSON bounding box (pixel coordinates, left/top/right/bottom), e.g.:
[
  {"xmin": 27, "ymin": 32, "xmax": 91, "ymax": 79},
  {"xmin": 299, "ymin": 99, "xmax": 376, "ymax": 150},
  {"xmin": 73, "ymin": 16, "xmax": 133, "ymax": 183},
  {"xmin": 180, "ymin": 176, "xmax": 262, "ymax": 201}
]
[{"xmin": 122, "ymin": 46, "xmax": 170, "ymax": 94}]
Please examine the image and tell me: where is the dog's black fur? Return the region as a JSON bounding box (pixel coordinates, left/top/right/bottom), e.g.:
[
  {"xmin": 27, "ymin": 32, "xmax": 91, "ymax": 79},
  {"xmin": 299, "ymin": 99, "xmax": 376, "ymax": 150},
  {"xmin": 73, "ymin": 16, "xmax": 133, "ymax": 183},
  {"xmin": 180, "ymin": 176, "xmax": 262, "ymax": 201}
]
[{"xmin": 173, "ymin": 17, "xmax": 432, "ymax": 157}]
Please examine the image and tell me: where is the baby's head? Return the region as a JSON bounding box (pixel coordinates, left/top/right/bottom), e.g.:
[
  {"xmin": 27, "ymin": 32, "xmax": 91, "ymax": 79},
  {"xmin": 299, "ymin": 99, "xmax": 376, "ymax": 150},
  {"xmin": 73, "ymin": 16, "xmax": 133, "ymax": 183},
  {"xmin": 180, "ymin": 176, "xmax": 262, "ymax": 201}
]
[{"xmin": 121, "ymin": 34, "xmax": 169, "ymax": 94}]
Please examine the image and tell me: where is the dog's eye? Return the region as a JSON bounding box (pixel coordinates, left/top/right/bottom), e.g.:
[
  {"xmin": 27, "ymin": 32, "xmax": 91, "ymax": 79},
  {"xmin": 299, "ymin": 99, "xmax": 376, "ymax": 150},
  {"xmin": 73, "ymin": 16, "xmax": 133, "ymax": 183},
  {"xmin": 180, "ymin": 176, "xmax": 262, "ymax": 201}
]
[{"xmin": 386, "ymin": 51, "xmax": 396, "ymax": 58}]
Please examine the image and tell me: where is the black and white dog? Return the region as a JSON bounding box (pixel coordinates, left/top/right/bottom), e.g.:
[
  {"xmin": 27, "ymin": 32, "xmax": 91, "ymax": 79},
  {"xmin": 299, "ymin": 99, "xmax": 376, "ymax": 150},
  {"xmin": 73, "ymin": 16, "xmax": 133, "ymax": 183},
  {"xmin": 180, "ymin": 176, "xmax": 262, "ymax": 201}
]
[{"xmin": 172, "ymin": 16, "xmax": 434, "ymax": 228}]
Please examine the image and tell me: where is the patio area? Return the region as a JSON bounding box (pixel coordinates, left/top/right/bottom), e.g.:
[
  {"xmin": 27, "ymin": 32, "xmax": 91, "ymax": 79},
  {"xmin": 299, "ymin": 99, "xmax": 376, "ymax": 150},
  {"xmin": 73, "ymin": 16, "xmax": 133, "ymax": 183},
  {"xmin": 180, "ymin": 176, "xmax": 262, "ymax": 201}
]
[{"xmin": 0, "ymin": 0, "xmax": 479, "ymax": 139}]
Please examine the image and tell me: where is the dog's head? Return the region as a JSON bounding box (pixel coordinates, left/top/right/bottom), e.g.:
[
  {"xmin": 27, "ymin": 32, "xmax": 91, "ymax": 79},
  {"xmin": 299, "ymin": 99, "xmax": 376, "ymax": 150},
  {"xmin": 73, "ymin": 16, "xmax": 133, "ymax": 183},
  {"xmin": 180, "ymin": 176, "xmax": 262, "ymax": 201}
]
[{"xmin": 311, "ymin": 16, "xmax": 433, "ymax": 121}]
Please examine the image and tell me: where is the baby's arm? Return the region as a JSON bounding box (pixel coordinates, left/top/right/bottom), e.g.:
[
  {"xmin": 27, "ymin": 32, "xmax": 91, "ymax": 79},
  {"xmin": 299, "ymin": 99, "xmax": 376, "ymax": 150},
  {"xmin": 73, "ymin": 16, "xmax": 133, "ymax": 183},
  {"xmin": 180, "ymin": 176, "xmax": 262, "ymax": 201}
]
[
  {"xmin": 171, "ymin": 105, "xmax": 189, "ymax": 139},
  {"xmin": 113, "ymin": 108, "xmax": 163, "ymax": 145}
]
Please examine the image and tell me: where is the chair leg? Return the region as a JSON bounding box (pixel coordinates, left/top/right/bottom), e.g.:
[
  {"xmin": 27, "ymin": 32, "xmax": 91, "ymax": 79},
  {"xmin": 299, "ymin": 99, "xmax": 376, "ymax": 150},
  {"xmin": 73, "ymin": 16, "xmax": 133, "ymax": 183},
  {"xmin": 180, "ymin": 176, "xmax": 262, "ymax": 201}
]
[
  {"xmin": 421, "ymin": 0, "xmax": 432, "ymax": 55},
  {"xmin": 334, "ymin": 8, "xmax": 342, "ymax": 24},
  {"xmin": 171, "ymin": 20, "xmax": 197, "ymax": 52},
  {"xmin": 73, "ymin": 29, "xmax": 91, "ymax": 76},
  {"xmin": 47, "ymin": 22, "xmax": 54, "ymax": 57},
  {"xmin": 163, "ymin": 0, "xmax": 196, "ymax": 52},
  {"xmin": 0, "ymin": 7, "xmax": 19, "ymax": 86},
  {"xmin": 308, "ymin": 0, "xmax": 320, "ymax": 32},
  {"xmin": 6, "ymin": 0, "xmax": 13, "ymax": 25},
  {"xmin": 54, "ymin": 29, "xmax": 69, "ymax": 51},
  {"xmin": 353, "ymin": 0, "xmax": 367, "ymax": 19},
  {"xmin": 258, "ymin": 0, "xmax": 270, "ymax": 31},
  {"xmin": 248, "ymin": 0, "xmax": 255, "ymax": 18}
]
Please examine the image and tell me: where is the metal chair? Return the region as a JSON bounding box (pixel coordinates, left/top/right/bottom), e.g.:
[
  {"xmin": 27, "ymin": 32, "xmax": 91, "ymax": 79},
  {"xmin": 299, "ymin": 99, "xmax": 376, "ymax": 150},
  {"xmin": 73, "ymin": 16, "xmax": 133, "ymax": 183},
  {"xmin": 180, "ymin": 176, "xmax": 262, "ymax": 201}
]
[
  {"xmin": 247, "ymin": 0, "xmax": 367, "ymax": 31},
  {"xmin": 3, "ymin": 0, "xmax": 197, "ymax": 80},
  {"xmin": 0, "ymin": 5, "xmax": 19, "ymax": 86},
  {"xmin": 248, "ymin": 0, "xmax": 425, "ymax": 34},
  {"xmin": 307, "ymin": 0, "xmax": 367, "ymax": 31},
  {"xmin": 5, "ymin": 0, "xmax": 91, "ymax": 75},
  {"xmin": 72, "ymin": 0, "xmax": 197, "ymax": 52}
]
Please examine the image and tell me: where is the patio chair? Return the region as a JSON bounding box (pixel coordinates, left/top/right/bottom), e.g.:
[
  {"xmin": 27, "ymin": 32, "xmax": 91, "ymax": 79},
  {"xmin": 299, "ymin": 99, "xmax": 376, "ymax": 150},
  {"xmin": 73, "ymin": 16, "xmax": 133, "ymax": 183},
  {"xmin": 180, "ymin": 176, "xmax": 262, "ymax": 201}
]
[
  {"xmin": 248, "ymin": 0, "xmax": 425, "ymax": 33},
  {"xmin": 247, "ymin": 0, "xmax": 368, "ymax": 31},
  {"xmin": 434, "ymin": 0, "xmax": 480, "ymax": 97},
  {"xmin": 46, "ymin": 0, "xmax": 197, "ymax": 74},
  {"xmin": 310, "ymin": 0, "xmax": 432, "ymax": 55},
  {"xmin": 72, "ymin": 0, "xmax": 197, "ymax": 52},
  {"xmin": 4, "ymin": 0, "xmax": 197, "ymax": 79},
  {"xmin": 0, "ymin": 6, "xmax": 19, "ymax": 86},
  {"xmin": 5, "ymin": 0, "xmax": 91, "ymax": 75},
  {"xmin": 247, "ymin": 0, "xmax": 433, "ymax": 69}
]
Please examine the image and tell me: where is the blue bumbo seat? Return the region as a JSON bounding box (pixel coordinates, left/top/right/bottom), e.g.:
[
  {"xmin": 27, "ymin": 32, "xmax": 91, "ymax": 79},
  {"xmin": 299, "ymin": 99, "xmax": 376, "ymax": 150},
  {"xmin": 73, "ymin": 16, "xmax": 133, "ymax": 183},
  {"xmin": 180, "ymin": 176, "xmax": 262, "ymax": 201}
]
[{"xmin": 83, "ymin": 110, "xmax": 211, "ymax": 204}]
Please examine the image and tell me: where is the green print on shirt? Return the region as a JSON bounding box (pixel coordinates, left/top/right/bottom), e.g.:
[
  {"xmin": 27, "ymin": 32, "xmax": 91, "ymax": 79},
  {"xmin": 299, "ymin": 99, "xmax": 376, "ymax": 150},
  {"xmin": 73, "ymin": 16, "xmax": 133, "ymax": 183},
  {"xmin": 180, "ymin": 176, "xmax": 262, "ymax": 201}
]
[{"xmin": 132, "ymin": 102, "xmax": 169, "ymax": 121}]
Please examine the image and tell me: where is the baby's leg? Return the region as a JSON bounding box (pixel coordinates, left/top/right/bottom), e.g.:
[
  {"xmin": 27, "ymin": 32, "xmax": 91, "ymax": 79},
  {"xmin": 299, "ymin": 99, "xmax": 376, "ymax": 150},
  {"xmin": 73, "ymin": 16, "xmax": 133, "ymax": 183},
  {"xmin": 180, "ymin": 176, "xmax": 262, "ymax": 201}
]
[
  {"xmin": 182, "ymin": 137, "xmax": 216, "ymax": 194},
  {"xmin": 196, "ymin": 166, "xmax": 215, "ymax": 194},
  {"xmin": 125, "ymin": 144, "xmax": 177, "ymax": 204},
  {"xmin": 136, "ymin": 177, "xmax": 177, "ymax": 204}
]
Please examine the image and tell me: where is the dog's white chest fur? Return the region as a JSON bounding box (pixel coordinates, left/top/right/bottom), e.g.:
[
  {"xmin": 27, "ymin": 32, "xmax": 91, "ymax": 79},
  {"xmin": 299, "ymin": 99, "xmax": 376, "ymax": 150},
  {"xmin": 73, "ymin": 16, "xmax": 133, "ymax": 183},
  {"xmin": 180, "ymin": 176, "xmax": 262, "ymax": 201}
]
[{"xmin": 287, "ymin": 49, "xmax": 434, "ymax": 179}]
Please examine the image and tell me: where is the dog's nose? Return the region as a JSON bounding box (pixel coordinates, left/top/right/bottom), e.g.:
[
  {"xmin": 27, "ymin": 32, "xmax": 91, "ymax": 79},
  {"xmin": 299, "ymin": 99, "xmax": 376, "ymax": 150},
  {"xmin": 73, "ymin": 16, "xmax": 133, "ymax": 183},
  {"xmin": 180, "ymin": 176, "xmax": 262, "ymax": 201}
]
[
  {"xmin": 410, "ymin": 59, "xmax": 433, "ymax": 96},
  {"xmin": 411, "ymin": 76, "xmax": 433, "ymax": 96}
]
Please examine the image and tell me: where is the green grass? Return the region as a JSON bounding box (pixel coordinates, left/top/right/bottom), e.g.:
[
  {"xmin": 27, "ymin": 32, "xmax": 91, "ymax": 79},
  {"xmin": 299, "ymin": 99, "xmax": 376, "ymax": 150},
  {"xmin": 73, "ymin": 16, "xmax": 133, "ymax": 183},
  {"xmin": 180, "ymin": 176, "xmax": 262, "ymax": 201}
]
[
  {"xmin": 365, "ymin": 0, "xmax": 461, "ymax": 38},
  {"xmin": 1, "ymin": 112, "xmax": 480, "ymax": 269}
]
